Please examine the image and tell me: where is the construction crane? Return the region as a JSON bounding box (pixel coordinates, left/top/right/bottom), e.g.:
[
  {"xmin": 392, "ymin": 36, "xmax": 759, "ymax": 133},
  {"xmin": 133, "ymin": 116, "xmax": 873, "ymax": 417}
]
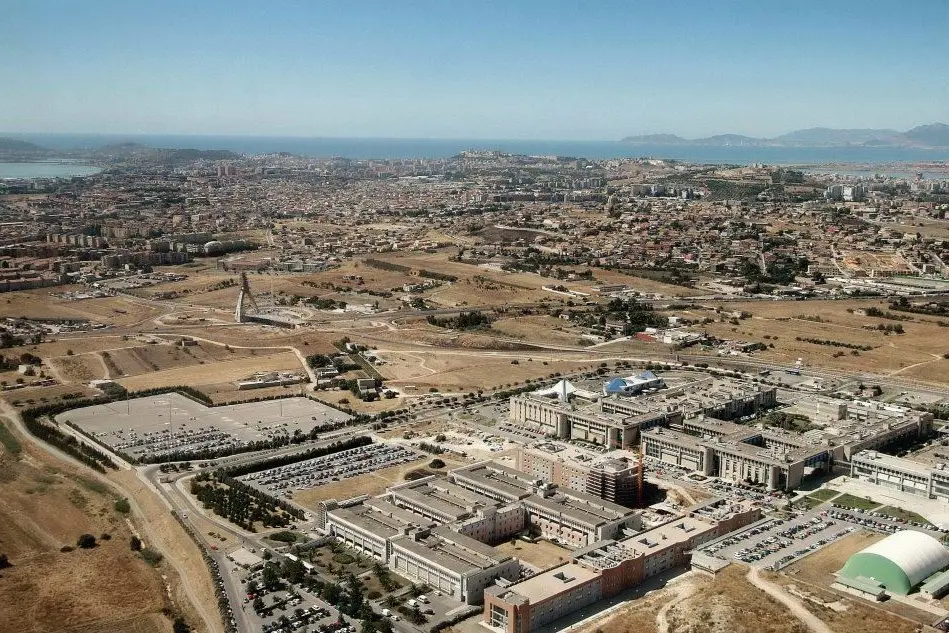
[{"xmin": 235, "ymin": 272, "xmax": 260, "ymax": 323}]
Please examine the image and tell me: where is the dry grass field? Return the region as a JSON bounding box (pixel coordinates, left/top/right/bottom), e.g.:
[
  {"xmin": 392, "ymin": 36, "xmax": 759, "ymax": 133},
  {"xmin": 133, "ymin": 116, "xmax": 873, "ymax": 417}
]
[
  {"xmin": 0, "ymin": 420, "xmax": 172, "ymax": 633},
  {"xmin": 0, "ymin": 288, "xmax": 164, "ymax": 326},
  {"xmin": 764, "ymin": 571, "xmax": 923, "ymax": 633},
  {"xmin": 703, "ymin": 298, "xmax": 949, "ymax": 380},
  {"xmin": 116, "ymin": 350, "xmax": 303, "ymax": 391},
  {"xmin": 372, "ymin": 348, "xmax": 599, "ymax": 392},
  {"xmin": 490, "ymin": 315, "xmax": 588, "ymax": 347},
  {"xmin": 664, "ymin": 567, "xmax": 806, "ymax": 633}
]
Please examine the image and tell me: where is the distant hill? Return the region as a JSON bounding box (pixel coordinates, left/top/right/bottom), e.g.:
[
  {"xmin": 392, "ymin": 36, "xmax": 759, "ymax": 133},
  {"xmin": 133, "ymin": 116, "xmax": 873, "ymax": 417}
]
[
  {"xmin": 0, "ymin": 137, "xmax": 46, "ymax": 153},
  {"xmin": 903, "ymin": 123, "xmax": 949, "ymax": 148},
  {"xmin": 692, "ymin": 134, "xmax": 763, "ymax": 146},
  {"xmin": 620, "ymin": 133, "xmax": 688, "ymax": 145},
  {"xmin": 92, "ymin": 143, "xmax": 239, "ymax": 163},
  {"xmin": 774, "ymin": 127, "xmax": 901, "ymax": 146},
  {"xmin": 620, "ymin": 123, "xmax": 949, "ymax": 148}
]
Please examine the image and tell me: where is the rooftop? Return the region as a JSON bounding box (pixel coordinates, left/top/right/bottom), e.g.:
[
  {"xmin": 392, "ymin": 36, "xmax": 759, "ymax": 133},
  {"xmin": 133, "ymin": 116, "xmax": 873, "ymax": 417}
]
[{"xmin": 493, "ymin": 563, "xmax": 600, "ymax": 605}]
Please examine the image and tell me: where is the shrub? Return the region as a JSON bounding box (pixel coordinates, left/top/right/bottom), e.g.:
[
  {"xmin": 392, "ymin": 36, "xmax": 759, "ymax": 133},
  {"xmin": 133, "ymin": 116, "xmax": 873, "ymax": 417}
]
[
  {"xmin": 429, "ymin": 458, "xmax": 446, "ymax": 469},
  {"xmin": 60, "ymin": 545, "xmax": 74, "ymax": 553},
  {"xmin": 76, "ymin": 534, "xmax": 97, "ymax": 549},
  {"xmin": 130, "ymin": 536, "xmax": 143, "ymax": 551},
  {"xmin": 114, "ymin": 498, "xmax": 131, "ymax": 514},
  {"xmin": 140, "ymin": 548, "xmax": 164, "ymax": 566}
]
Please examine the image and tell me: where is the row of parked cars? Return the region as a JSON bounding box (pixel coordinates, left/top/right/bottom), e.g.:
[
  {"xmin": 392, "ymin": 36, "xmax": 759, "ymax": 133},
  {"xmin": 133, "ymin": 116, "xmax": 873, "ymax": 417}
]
[
  {"xmin": 702, "ymin": 518, "xmax": 785, "ymax": 556},
  {"xmin": 778, "ymin": 516, "xmax": 833, "ymax": 540},
  {"xmin": 240, "ymin": 443, "xmax": 417, "ymax": 493},
  {"xmin": 768, "ymin": 527, "xmax": 857, "ymax": 571},
  {"xmin": 828, "ymin": 504, "xmax": 947, "ymax": 532}
]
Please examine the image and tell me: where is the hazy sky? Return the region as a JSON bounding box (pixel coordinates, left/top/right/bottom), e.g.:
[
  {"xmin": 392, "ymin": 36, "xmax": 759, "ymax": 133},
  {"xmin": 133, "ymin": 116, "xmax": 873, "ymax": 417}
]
[{"xmin": 3, "ymin": 0, "xmax": 947, "ymax": 139}]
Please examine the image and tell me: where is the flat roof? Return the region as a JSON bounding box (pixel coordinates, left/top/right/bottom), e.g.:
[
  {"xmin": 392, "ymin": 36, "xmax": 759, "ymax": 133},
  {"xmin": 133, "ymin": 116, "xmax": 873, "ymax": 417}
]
[
  {"xmin": 523, "ymin": 491, "xmax": 633, "ymax": 527},
  {"xmin": 451, "ymin": 462, "xmax": 535, "ymax": 499},
  {"xmin": 619, "ymin": 516, "xmax": 714, "ymax": 554},
  {"xmin": 391, "ymin": 526, "xmax": 511, "ymax": 575},
  {"xmin": 497, "ymin": 563, "xmax": 600, "ymax": 605},
  {"xmin": 330, "ymin": 499, "xmax": 430, "ymax": 538},
  {"xmin": 853, "ymin": 450, "xmax": 932, "ymax": 477}
]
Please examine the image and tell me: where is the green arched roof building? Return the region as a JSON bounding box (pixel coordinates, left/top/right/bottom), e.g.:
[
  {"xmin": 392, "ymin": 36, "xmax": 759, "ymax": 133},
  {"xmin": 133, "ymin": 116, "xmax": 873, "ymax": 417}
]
[{"xmin": 840, "ymin": 530, "xmax": 949, "ymax": 595}]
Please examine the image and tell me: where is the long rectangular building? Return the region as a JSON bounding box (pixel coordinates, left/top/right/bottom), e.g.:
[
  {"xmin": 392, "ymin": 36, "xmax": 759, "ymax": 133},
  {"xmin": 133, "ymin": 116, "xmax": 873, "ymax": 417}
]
[
  {"xmin": 850, "ymin": 450, "xmax": 949, "ymax": 502},
  {"xmin": 390, "ymin": 525, "xmax": 520, "ymax": 604},
  {"xmin": 484, "ymin": 499, "xmax": 760, "ymax": 633}
]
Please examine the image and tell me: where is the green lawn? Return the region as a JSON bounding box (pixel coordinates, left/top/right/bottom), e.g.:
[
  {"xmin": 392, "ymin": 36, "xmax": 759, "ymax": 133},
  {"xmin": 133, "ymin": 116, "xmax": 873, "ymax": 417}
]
[
  {"xmin": 794, "ymin": 496, "xmax": 823, "ymax": 510},
  {"xmin": 875, "ymin": 506, "xmax": 932, "ymax": 526},
  {"xmin": 833, "ymin": 493, "xmax": 881, "ymax": 511},
  {"xmin": 808, "ymin": 488, "xmax": 840, "ymax": 502}
]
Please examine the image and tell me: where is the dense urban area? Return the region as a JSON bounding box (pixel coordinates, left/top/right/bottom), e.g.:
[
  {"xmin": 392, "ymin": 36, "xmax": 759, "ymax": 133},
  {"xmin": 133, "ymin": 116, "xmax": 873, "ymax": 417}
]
[{"xmin": 4, "ymin": 141, "xmax": 949, "ymax": 633}]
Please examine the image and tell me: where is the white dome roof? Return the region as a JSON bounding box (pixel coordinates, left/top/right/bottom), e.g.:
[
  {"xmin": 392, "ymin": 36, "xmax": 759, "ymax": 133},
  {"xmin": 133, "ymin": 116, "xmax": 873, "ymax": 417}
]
[{"xmin": 861, "ymin": 530, "xmax": 949, "ymax": 587}]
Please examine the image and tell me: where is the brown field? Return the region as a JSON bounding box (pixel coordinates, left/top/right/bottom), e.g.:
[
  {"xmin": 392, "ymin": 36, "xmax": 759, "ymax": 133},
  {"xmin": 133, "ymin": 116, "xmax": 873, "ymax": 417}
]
[
  {"xmin": 665, "ymin": 567, "xmax": 806, "ymax": 633},
  {"xmin": 490, "ymin": 315, "xmax": 588, "ymax": 347},
  {"xmin": 292, "ymin": 454, "xmax": 466, "ymax": 509},
  {"xmin": 48, "ymin": 353, "xmax": 106, "ymax": 382},
  {"xmin": 116, "ymin": 350, "xmax": 303, "ymax": 391},
  {"xmin": 312, "ymin": 389, "xmax": 405, "ymax": 414},
  {"xmin": 0, "ymin": 420, "xmax": 172, "ymax": 633},
  {"xmin": 0, "ymin": 288, "xmax": 165, "ymax": 326},
  {"xmin": 496, "ymin": 539, "xmax": 572, "ymax": 569},
  {"xmin": 703, "ymin": 298, "xmax": 949, "ymax": 380},
  {"xmin": 4, "ymin": 383, "xmax": 100, "ymax": 410},
  {"xmin": 372, "ymin": 348, "xmax": 600, "ymax": 392},
  {"xmin": 765, "ymin": 572, "xmax": 923, "ymax": 633}
]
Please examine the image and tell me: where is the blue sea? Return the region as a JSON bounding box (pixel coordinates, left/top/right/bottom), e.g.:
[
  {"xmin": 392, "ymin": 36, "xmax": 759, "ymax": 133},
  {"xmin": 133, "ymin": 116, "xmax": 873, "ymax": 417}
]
[{"xmin": 6, "ymin": 133, "xmax": 949, "ymax": 166}]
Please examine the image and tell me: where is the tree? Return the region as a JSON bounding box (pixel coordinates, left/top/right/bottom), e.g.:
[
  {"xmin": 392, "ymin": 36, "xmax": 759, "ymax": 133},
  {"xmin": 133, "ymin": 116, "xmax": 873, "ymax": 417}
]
[
  {"xmin": 114, "ymin": 498, "xmax": 131, "ymax": 513},
  {"xmin": 77, "ymin": 534, "xmax": 97, "ymax": 549},
  {"xmin": 252, "ymin": 596, "xmax": 265, "ymax": 613},
  {"xmin": 172, "ymin": 617, "xmax": 191, "ymax": 633},
  {"xmin": 130, "ymin": 535, "xmax": 142, "ymax": 551},
  {"xmin": 262, "ymin": 562, "xmax": 281, "ymax": 589},
  {"xmin": 282, "ymin": 556, "xmax": 305, "ymax": 585}
]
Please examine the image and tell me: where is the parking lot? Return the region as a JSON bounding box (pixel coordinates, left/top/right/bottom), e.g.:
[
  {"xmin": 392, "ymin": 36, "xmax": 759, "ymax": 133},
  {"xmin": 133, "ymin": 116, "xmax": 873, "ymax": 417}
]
[
  {"xmin": 239, "ymin": 442, "xmax": 418, "ymax": 497},
  {"xmin": 700, "ymin": 498, "xmax": 949, "ymax": 572},
  {"xmin": 240, "ymin": 566, "xmax": 356, "ymax": 633},
  {"xmin": 60, "ymin": 394, "xmax": 351, "ymax": 460}
]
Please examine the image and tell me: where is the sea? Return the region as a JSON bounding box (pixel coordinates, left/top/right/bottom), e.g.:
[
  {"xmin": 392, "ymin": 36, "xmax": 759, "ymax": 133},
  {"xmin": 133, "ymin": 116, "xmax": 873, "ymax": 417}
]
[
  {"xmin": 0, "ymin": 161, "xmax": 102, "ymax": 180},
  {"xmin": 4, "ymin": 133, "xmax": 949, "ymax": 172}
]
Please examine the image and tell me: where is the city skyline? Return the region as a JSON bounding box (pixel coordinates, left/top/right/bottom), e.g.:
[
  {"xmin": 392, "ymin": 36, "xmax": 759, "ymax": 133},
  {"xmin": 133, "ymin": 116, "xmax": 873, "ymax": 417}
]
[{"xmin": 3, "ymin": 0, "xmax": 949, "ymax": 140}]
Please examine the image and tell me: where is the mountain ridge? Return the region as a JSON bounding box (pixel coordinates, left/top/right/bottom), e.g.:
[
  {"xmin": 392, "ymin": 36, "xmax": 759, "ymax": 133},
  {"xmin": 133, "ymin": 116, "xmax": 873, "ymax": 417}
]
[{"xmin": 621, "ymin": 123, "xmax": 949, "ymax": 148}]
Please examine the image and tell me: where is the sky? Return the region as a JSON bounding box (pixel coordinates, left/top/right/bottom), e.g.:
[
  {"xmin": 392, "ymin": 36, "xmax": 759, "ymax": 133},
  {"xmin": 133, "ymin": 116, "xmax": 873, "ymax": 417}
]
[{"xmin": 2, "ymin": 0, "xmax": 948, "ymax": 140}]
